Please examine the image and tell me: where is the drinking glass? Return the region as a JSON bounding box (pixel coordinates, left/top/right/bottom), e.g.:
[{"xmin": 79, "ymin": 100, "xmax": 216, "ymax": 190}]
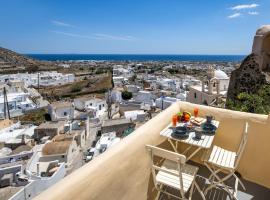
[
  {"xmin": 172, "ymin": 115, "xmax": 178, "ymax": 127},
  {"xmin": 194, "ymin": 107, "xmax": 199, "ymax": 118}
]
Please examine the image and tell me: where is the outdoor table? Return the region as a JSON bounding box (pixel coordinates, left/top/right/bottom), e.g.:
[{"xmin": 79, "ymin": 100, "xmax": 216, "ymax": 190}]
[{"xmin": 160, "ymin": 118, "xmax": 220, "ymax": 161}]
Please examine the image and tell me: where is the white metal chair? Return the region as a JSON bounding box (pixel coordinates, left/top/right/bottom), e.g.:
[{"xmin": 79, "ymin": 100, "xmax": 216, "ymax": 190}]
[
  {"xmin": 203, "ymin": 122, "xmax": 249, "ymax": 199},
  {"xmin": 146, "ymin": 145, "xmax": 205, "ymax": 200}
]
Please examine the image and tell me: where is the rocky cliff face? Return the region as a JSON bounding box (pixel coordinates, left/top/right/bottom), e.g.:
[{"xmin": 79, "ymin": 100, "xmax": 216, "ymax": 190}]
[
  {"xmin": 0, "ymin": 47, "xmax": 58, "ymax": 73},
  {"xmin": 226, "ymin": 53, "xmax": 270, "ymax": 102}
]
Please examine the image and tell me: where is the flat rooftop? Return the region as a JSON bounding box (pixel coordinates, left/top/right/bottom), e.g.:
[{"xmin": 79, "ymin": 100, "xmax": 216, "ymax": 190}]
[
  {"xmin": 102, "ymin": 118, "xmax": 132, "ymax": 127},
  {"xmin": 35, "ymin": 121, "xmax": 65, "ymax": 129},
  {"xmin": 49, "ymin": 101, "xmax": 73, "ymax": 109}
]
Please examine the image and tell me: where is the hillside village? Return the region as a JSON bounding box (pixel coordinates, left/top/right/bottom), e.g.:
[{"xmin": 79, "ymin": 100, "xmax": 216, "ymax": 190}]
[
  {"xmin": 0, "ymin": 25, "xmax": 269, "ymax": 200},
  {"xmin": 0, "ymin": 49, "xmax": 237, "ymax": 200}
]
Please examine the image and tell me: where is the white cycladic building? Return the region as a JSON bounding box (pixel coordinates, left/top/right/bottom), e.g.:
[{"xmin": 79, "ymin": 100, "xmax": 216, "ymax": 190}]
[
  {"xmin": 74, "ymin": 97, "xmax": 107, "ymax": 118},
  {"xmin": 113, "ymin": 76, "xmax": 126, "ymax": 87},
  {"xmin": 155, "ymin": 97, "xmax": 180, "ymax": 110},
  {"xmin": 0, "ymin": 81, "xmax": 25, "ymax": 95},
  {"xmin": 159, "ymin": 78, "xmax": 177, "ymax": 91},
  {"xmin": 124, "ymin": 110, "xmax": 146, "ymax": 122},
  {"xmin": 0, "ymin": 92, "xmax": 36, "ymax": 118},
  {"xmin": 48, "ymin": 102, "xmax": 75, "ymax": 121},
  {"xmin": 9, "ymin": 144, "xmax": 67, "ymax": 200},
  {"xmin": 113, "ymin": 65, "xmax": 134, "ymax": 79},
  {"xmin": 187, "ymin": 67, "xmax": 230, "ymax": 106},
  {"xmin": 0, "ymin": 71, "xmax": 75, "ymax": 87},
  {"xmin": 125, "ymin": 85, "xmax": 140, "ymax": 94},
  {"xmin": 176, "ymin": 92, "xmax": 187, "ymax": 101},
  {"xmin": 134, "ymin": 91, "xmax": 155, "ymax": 105},
  {"xmin": 109, "ymin": 90, "xmax": 122, "ymax": 103}
]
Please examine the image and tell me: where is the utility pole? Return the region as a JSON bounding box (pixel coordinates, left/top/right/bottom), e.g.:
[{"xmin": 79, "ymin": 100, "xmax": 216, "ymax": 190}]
[
  {"xmin": 106, "ymin": 89, "xmax": 112, "ymax": 119},
  {"xmin": 37, "ymin": 73, "xmax": 40, "ymax": 93},
  {"xmin": 3, "ymin": 87, "xmax": 10, "ymax": 119},
  {"xmin": 161, "ymin": 95, "xmax": 165, "ymax": 111}
]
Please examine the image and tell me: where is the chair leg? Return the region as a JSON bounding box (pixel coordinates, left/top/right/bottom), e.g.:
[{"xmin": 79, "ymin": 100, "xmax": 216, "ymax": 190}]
[
  {"xmin": 233, "ymin": 173, "xmax": 246, "ymax": 190},
  {"xmin": 155, "ymin": 185, "xmax": 163, "ymax": 200},
  {"xmin": 204, "ymin": 163, "xmax": 237, "ymax": 198},
  {"xmin": 195, "ymin": 181, "xmax": 206, "ymax": 200},
  {"xmin": 189, "ymin": 181, "xmax": 195, "ymax": 200},
  {"xmin": 155, "ymin": 190, "xmax": 161, "ymax": 200},
  {"xmin": 208, "ymin": 168, "xmax": 222, "ymax": 181}
]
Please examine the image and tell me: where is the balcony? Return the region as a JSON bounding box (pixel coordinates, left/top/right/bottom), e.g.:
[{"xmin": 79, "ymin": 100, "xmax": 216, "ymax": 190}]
[{"xmin": 34, "ymin": 102, "xmax": 270, "ymax": 200}]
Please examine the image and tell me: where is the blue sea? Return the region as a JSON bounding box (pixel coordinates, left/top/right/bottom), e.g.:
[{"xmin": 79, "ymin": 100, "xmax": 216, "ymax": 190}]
[{"xmin": 26, "ymin": 54, "xmax": 245, "ymax": 62}]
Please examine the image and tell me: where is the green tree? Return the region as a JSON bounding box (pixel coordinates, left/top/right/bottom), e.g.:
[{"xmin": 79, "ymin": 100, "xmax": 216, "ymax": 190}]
[
  {"xmin": 121, "ymin": 91, "xmax": 133, "ymax": 100},
  {"xmin": 226, "ymin": 84, "xmax": 270, "ymax": 114}
]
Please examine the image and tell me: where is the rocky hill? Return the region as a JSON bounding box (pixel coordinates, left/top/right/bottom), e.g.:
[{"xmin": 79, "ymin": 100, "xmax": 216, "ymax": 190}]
[
  {"xmin": 226, "ymin": 53, "xmax": 269, "ymax": 100},
  {"xmin": 226, "ymin": 25, "xmax": 270, "ymax": 114},
  {"xmin": 0, "ymin": 47, "xmax": 58, "ymax": 73}
]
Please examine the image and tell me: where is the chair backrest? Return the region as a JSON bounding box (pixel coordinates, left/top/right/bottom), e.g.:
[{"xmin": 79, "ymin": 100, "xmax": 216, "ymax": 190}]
[
  {"xmin": 146, "ymin": 145, "xmax": 186, "ymax": 164},
  {"xmin": 146, "ymin": 145, "xmax": 186, "ymax": 197},
  {"xmin": 235, "ymin": 122, "xmax": 249, "ymax": 168}
]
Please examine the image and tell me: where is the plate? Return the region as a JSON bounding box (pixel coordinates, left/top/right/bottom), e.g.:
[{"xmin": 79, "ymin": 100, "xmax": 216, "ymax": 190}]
[
  {"xmin": 201, "ymin": 122, "xmax": 217, "ymax": 135},
  {"xmin": 172, "ymin": 132, "xmax": 189, "ymax": 139},
  {"xmin": 171, "ymin": 126, "xmax": 189, "ymax": 139}
]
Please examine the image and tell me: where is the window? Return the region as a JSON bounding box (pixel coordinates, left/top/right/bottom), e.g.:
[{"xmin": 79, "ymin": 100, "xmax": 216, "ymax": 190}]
[
  {"xmin": 224, "ymin": 85, "xmax": 226, "ymax": 90},
  {"xmin": 99, "ymin": 105, "xmax": 102, "ymax": 110},
  {"xmin": 194, "ymin": 92, "xmax": 197, "ymax": 99},
  {"xmin": 63, "ymin": 112, "xmax": 67, "ymax": 116}
]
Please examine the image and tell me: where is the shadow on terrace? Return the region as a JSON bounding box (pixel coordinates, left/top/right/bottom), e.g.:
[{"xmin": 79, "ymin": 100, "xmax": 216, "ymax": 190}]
[{"xmin": 34, "ymin": 102, "xmax": 270, "ymax": 200}]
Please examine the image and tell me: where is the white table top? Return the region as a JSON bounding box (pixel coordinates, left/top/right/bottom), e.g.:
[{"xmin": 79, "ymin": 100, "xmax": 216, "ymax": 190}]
[{"xmin": 160, "ymin": 119, "xmax": 219, "ymax": 149}]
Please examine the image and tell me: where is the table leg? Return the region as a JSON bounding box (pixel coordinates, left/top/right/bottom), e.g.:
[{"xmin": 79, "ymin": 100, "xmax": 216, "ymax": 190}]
[
  {"xmin": 186, "ymin": 147, "xmax": 202, "ymax": 161},
  {"xmin": 182, "ymin": 146, "xmax": 192, "ymax": 155},
  {"xmin": 168, "ymin": 139, "xmax": 178, "ymax": 153}
]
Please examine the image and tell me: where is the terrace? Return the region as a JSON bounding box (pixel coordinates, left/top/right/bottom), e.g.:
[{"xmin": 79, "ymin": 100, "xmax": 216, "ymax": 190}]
[{"xmin": 34, "ymin": 102, "xmax": 270, "ymax": 200}]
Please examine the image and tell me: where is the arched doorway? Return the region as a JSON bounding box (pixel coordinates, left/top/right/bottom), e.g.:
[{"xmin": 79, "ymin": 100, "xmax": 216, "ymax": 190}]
[{"xmin": 262, "ymin": 33, "xmax": 270, "ymax": 71}]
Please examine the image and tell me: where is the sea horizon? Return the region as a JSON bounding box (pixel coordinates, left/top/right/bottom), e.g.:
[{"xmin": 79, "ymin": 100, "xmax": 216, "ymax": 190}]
[{"xmin": 26, "ymin": 54, "xmax": 246, "ymax": 62}]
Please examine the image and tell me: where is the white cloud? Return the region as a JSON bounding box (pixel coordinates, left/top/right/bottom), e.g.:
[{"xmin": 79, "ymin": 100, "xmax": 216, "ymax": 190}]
[
  {"xmin": 248, "ymin": 11, "xmax": 259, "ymax": 15},
  {"xmin": 51, "ymin": 30, "xmax": 136, "ymax": 41},
  {"xmin": 51, "ymin": 20, "xmax": 75, "ymax": 28},
  {"xmin": 231, "ymin": 4, "xmax": 259, "ymax": 10},
  {"xmin": 228, "ymin": 13, "xmax": 242, "ymax": 19},
  {"xmin": 94, "ymin": 33, "xmax": 136, "ymax": 41},
  {"xmin": 50, "ymin": 30, "xmax": 96, "ymax": 39}
]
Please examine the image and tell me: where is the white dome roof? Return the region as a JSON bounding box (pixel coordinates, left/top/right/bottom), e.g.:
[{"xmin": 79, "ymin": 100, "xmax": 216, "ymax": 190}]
[{"xmin": 214, "ymin": 70, "xmax": 228, "ymax": 79}]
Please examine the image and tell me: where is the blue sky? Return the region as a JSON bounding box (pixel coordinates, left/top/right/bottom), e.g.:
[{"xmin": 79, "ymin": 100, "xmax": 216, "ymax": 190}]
[{"xmin": 0, "ymin": 0, "xmax": 269, "ymax": 54}]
